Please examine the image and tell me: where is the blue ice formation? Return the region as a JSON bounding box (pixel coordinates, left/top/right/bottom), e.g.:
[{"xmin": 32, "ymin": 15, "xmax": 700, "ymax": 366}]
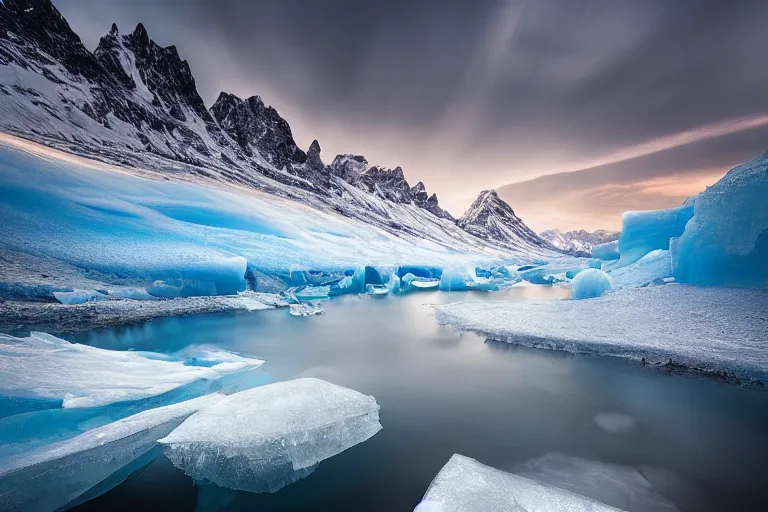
[
  {"xmin": 591, "ymin": 240, "xmax": 619, "ymax": 261},
  {"xmin": 571, "ymin": 269, "xmax": 613, "ymax": 299},
  {"xmin": 396, "ymin": 266, "xmax": 443, "ymax": 280},
  {"xmin": 607, "ymin": 250, "xmax": 672, "ymax": 289},
  {"xmin": 439, "ymin": 266, "xmax": 499, "ymax": 292},
  {"xmin": 674, "ymin": 153, "xmax": 768, "ymax": 286},
  {"xmin": 610, "ymin": 197, "xmax": 695, "ymax": 268},
  {"xmin": 518, "ymin": 265, "xmax": 561, "ymax": 285}
]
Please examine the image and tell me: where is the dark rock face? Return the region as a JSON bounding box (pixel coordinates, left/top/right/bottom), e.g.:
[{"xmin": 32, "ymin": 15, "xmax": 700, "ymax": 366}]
[
  {"xmin": 307, "ymin": 139, "xmax": 324, "ymax": 171},
  {"xmin": 459, "ymin": 190, "xmax": 550, "ymax": 248},
  {"xmin": 210, "ymin": 92, "xmax": 306, "ymax": 169},
  {"xmin": 329, "ymin": 154, "xmax": 367, "ymax": 183}
]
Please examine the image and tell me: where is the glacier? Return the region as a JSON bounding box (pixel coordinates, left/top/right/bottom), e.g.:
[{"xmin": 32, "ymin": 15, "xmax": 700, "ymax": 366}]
[
  {"xmin": 432, "ymin": 285, "xmax": 768, "ymax": 384},
  {"xmin": 0, "ymin": 142, "xmax": 557, "ymax": 306},
  {"xmin": 158, "ymin": 378, "xmax": 382, "ymax": 493},
  {"xmin": 414, "ymin": 454, "xmax": 619, "ymax": 512},
  {"xmin": 0, "ymin": 393, "xmax": 221, "ymax": 512}
]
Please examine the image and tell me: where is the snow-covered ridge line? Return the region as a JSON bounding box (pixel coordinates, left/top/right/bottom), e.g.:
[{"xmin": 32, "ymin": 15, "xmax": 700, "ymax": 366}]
[{"xmin": 0, "ymin": 0, "xmax": 551, "ymax": 255}]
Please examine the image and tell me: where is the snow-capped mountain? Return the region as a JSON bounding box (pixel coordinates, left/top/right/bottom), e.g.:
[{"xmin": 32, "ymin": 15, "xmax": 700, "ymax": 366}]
[
  {"xmin": 0, "ymin": 0, "xmax": 551, "ymax": 258},
  {"xmin": 458, "ymin": 190, "xmax": 553, "ymax": 251},
  {"xmin": 539, "ymin": 229, "xmax": 620, "ymax": 257}
]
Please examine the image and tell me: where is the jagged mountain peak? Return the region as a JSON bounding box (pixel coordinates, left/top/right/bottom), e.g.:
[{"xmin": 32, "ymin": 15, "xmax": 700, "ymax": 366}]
[
  {"xmin": 209, "ymin": 91, "xmax": 306, "ymax": 168},
  {"xmin": 131, "ymin": 22, "xmax": 150, "ymax": 47},
  {"xmin": 459, "ymin": 190, "xmax": 548, "ymax": 249},
  {"xmin": 307, "ymin": 139, "xmax": 324, "ymax": 171}
]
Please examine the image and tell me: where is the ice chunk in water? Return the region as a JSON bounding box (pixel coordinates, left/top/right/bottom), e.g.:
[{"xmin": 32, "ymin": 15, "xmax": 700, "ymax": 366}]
[
  {"xmin": 571, "ymin": 269, "xmax": 613, "ymax": 299},
  {"xmin": 52, "ymin": 289, "xmax": 109, "ymax": 305},
  {"xmin": 289, "ymin": 302, "xmax": 324, "ymax": 316},
  {"xmin": 514, "ymin": 453, "xmax": 679, "ymax": 512},
  {"xmin": 416, "ymin": 454, "xmax": 619, "ymax": 511},
  {"xmin": 0, "ymin": 394, "xmax": 220, "ymax": 512},
  {"xmin": 439, "ymin": 266, "xmax": 499, "ymax": 292},
  {"xmin": 158, "ymin": 378, "xmax": 382, "ymax": 493},
  {"xmin": 0, "ymin": 332, "xmax": 264, "ymax": 410},
  {"xmin": 293, "ymin": 285, "xmax": 331, "ymax": 301}
]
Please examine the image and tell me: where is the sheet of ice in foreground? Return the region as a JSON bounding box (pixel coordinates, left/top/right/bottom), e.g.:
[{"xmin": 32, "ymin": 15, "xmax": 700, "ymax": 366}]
[
  {"xmin": 433, "ymin": 285, "xmax": 768, "ymax": 383},
  {"xmin": 0, "ymin": 394, "xmax": 220, "ymax": 512},
  {"xmin": 0, "ymin": 332, "xmax": 264, "ymax": 409},
  {"xmin": 416, "ymin": 454, "xmax": 620, "ymax": 512},
  {"xmin": 514, "ymin": 453, "xmax": 679, "ymax": 512},
  {"xmin": 158, "ymin": 378, "xmax": 382, "ymax": 493}
]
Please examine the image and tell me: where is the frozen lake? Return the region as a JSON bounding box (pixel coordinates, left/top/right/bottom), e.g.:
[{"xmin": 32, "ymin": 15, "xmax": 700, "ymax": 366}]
[{"xmin": 67, "ymin": 288, "xmax": 768, "ymax": 511}]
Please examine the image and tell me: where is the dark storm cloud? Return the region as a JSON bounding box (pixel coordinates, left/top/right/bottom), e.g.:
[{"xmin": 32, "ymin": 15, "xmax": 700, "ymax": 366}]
[{"xmin": 54, "ymin": 0, "xmax": 768, "ymax": 227}]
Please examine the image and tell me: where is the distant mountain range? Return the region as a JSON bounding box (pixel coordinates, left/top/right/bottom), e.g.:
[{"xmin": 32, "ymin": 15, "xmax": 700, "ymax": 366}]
[
  {"xmin": 0, "ymin": 0, "xmax": 558, "ymax": 258},
  {"xmin": 538, "ymin": 229, "xmax": 619, "ymax": 257}
]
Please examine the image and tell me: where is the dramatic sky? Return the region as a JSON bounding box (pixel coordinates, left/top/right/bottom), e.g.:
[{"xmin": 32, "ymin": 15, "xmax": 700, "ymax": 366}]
[{"xmin": 56, "ymin": 0, "xmax": 768, "ymax": 231}]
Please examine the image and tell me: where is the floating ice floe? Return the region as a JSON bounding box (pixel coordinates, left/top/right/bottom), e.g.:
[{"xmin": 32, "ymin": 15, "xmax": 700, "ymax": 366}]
[
  {"xmin": 415, "ymin": 454, "xmax": 620, "ymax": 512},
  {"xmin": 0, "ymin": 394, "xmax": 221, "ymax": 512},
  {"xmin": 293, "ymin": 285, "xmax": 331, "ymax": 301},
  {"xmin": 571, "ymin": 269, "xmax": 613, "ymax": 299},
  {"xmin": 0, "ymin": 332, "xmax": 265, "ymax": 410},
  {"xmin": 158, "ymin": 378, "xmax": 382, "ymax": 493},
  {"xmin": 514, "ymin": 453, "xmax": 679, "ymax": 512},
  {"xmin": 289, "ymin": 302, "xmax": 324, "ymax": 316},
  {"xmin": 366, "ymin": 283, "xmax": 389, "ymax": 297},
  {"xmin": 433, "ymin": 285, "xmax": 768, "ymax": 383}
]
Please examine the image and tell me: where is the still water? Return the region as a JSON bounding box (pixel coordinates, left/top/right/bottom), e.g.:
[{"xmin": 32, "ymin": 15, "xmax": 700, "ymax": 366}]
[{"xmin": 69, "ymin": 287, "xmax": 768, "ymax": 511}]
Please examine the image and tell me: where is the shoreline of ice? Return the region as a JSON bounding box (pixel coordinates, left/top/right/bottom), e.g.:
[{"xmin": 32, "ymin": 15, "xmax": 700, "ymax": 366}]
[
  {"xmin": 0, "ymin": 292, "xmax": 287, "ymax": 335},
  {"xmin": 433, "ymin": 285, "xmax": 768, "ymax": 387}
]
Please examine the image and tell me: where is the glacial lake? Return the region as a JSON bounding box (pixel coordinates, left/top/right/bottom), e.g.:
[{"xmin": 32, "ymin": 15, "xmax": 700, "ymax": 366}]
[{"xmin": 68, "ymin": 287, "xmax": 768, "ymax": 511}]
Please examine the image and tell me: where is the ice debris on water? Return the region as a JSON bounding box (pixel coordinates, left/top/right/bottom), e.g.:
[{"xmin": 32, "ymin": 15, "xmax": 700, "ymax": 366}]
[
  {"xmin": 158, "ymin": 378, "xmax": 382, "ymax": 493},
  {"xmin": 289, "ymin": 302, "xmax": 324, "ymax": 316},
  {"xmin": 571, "ymin": 269, "xmax": 613, "ymax": 299},
  {"xmin": 415, "ymin": 454, "xmax": 620, "ymax": 512},
  {"xmin": 0, "ymin": 332, "xmax": 264, "ymax": 410},
  {"xmin": 438, "ymin": 265, "xmax": 499, "ymax": 292},
  {"xmin": 0, "ymin": 393, "xmax": 221, "ymax": 512}
]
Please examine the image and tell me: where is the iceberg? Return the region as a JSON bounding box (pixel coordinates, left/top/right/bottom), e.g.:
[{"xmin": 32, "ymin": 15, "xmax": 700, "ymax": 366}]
[
  {"xmin": 159, "ymin": 378, "xmax": 382, "ymax": 493},
  {"xmin": 0, "ymin": 332, "xmax": 264, "ymax": 411},
  {"xmin": 607, "ymin": 250, "xmax": 672, "ymax": 289},
  {"xmin": 0, "ymin": 394, "xmax": 220, "ymax": 512},
  {"xmin": 514, "ymin": 453, "xmax": 679, "ymax": 512},
  {"xmin": 610, "ymin": 197, "xmax": 695, "ymax": 269},
  {"xmin": 439, "ymin": 266, "xmax": 500, "ymax": 292},
  {"xmin": 365, "ymin": 283, "xmax": 389, "ymax": 297},
  {"xmin": 415, "ymin": 454, "xmax": 619, "ymax": 511},
  {"xmin": 674, "ymin": 153, "xmax": 768, "ymax": 287},
  {"xmin": 592, "ymin": 240, "xmax": 619, "ymax": 261},
  {"xmin": 571, "ymin": 269, "xmax": 613, "ymax": 299},
  {"xmin": 432, "ymin": 285, "xmax": 768, "ymax": 384},
  {"xmin": 400, "ymin": 273, "xmax": 441, "ymax": 293}
]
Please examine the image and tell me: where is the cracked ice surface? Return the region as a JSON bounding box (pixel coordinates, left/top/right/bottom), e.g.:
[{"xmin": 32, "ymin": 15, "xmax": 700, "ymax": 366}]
[
  {"xmin": 0, "ymin": 394, "xmax": 221, "ymax": 512},
  {"xmin": 416, "ymin": 454, "xmax": 619, "ymax": 512},
  {"xmin": 0, "ymin": 332, "xmax": 264, "ymax": 408},
  {"xmin": 433, "ymin": 285, "xmax": 768, "ymax": 383},
  {"xmin": 159, "ymin": 378, "xmax": 382, "ymax": 493}
]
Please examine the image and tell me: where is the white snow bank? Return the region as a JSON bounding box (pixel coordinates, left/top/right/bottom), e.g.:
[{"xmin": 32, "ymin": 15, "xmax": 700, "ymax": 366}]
[
  {"xmin": 0, "ymin": 332, "xmax": 264, "ymax": 408},
  {"xmin": 415, "ymin": 454, "xmax": 619, "ymax": 512},
  {"xmin": 159, "ymin": 378, "xmax": 382, "ymax": 493},
  {"xmin": 433, "ymin": 285, "xmax": 768, "ymax": 383}
]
